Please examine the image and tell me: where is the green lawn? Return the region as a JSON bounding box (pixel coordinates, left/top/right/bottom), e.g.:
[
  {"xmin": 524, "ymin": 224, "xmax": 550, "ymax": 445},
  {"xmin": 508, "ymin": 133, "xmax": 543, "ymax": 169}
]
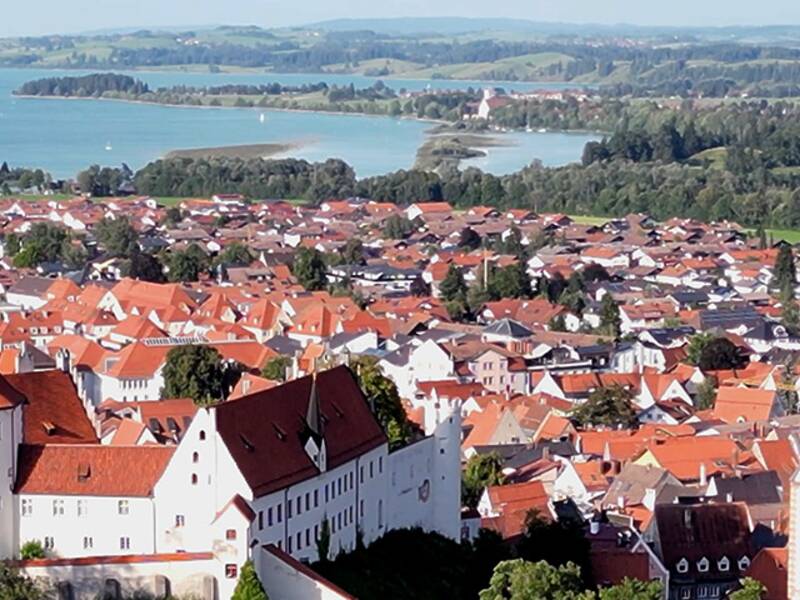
[
  {"xmin": 765, "ymin": 229, "xmax": 800, "ymax": 244},
  {"xmin": 569, "ymin": 214, "xmax": 611, "ymax": 226}
]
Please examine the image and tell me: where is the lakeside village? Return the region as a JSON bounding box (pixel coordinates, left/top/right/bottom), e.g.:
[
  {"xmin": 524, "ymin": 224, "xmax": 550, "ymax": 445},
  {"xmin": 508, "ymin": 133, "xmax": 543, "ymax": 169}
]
[{"xmin": 2, "ymin": 193, "xmax": 800, "ymax": 599}]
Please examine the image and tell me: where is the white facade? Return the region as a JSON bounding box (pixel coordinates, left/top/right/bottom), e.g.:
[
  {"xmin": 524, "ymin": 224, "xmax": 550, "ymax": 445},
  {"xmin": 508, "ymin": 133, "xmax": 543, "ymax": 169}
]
[
  {"xmin": 0, "ymin": 406, "xmax": 22, "ymax": 559},
  {"xmin": 17, "ymin": 495, "xmax": 156, "ymax": 558}
]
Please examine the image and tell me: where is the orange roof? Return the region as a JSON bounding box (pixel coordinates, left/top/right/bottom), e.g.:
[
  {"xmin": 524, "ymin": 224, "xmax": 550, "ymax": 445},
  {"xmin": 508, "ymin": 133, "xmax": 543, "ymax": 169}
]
[
  {"xmin": 643, "ymin": 436, "xmax": 742, "ymax": 481},
  {"xmin": 0, "ymin": 348, "xmax": 19, "ymax": 375},
  {"xmin": 229, "ymin": 372, "xmax": 279, "ymax": 400},
  {"xmin": 15, "ymin": 444, "xmax": 174, "ymax": 496},
  {"xmin": 711, "ymin": 386, "xmax": 777, "ymax": 424},
  {"xmin": 463, "ymin": 403, "xmax": 505, "ymax": 448},
  {"xmin": 102, "ymin": 343, "xmax": 171, "ymax": 378},
  {"xmin": 110, "ymin": 419, "xmax": 148, "ymax": 446},
  {"xmin": 482, "ymin": 480, "xmax": 550, "ymax": 539}
]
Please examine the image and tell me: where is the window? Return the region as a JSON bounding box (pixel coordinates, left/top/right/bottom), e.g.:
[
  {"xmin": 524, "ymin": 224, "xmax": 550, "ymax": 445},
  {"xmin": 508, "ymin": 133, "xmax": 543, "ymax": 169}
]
[
  {"xmin": 296, "ymin": 497, "xmax": 301, "ymax": 515},
  {"xmin": 296, "ymin": 532, "xmax": 302, "ymax": 550},
  {"xmin": 360, "ymin": 466, "xmax": 364, "ymax": 484},
  {"xmin": 118, "ymin": 500, "xmax": 129, "ymax": 515},
  {"xmin": 676, "ymin": 558, "xmax": 689, "ymax": 574},
  {"xmin": 288, "ymin": 537, "xmax": 292, "ymax": 553},
  {"xmin": 305, "ymin": 492, "xmax": 310, "ymax": 511},
  {"xmin": 370, "ymin": 461, "xmax": 374, "ymax": 478},
  {"xmin": 191, "ymin": 473, "xmax": 198, "ymax": 485},
  {"xmin": 349, "ymin": 506, "xmax": 353, "ymax": 523},
  {"xmin": 83, "ymin": 537, "xmax": 93, "ymax": 550},
  {"xmin": 360, "ymin": 499, "xmax": 364, "ymax": 518},
  {"xmin": 378, "ymin": 500, "xmax": 384, "ymax": 528},
  {"xmin": 697, "ymin": 557, "xmax": 709, "ymax": 573},
  {"xmin": 697, "ymin": 585, "xmax": 709, "ymax": 599},
  {"xmin": 77, "ymin": 500, "xmax": 87, "ymax": 517},
  {"xmin": 225, "ymin": 564, "xmax": 238, "ymax": 579},
  {"xmin": 192, "ymin": 452, "xmax": 199, "ymax": 463},
  {"xmin": 378, "ymin": 457, "xmax": 383, "ymax": 474},
  {"xmin": 258, "ymin": 511, "xmax": 264, "ymax": 530},
  {"xmin": 338, "ymin": 478, "xmax": 342, "ymax": 495},
  {"xmin": 738, "ymin": 556, "xmax": 751, "ymax": 570},
  {"xmin": 349, "ymin": 472, "xmax": 354, "ymax": 488},
  {"xmin": 314, "ymin": 490, "xmax": 319, "ymax": 508},
  {"xmin": 175, "ymin": 514, "xmax": 185, "ymax": 527},
  {"xmin": 314, "ymin": 524, "xmax": 319, "ymax": 540},
  {"xmin": 305, "ymin": 529, "xmax": 310, "ymax": 547},
  {"xmin": 226, "ymin": 529, "xmax": 237, "ymax": 541},
  {"xmin": 21, "ymin": 499, "xmax": 32, "ymax": 517},
  {"xmin": 680, "ymin": 588, "xmax": 691, "ymax": 600},
  {"xmin": 325, "ymin": 484, "xmax": 329, "ymax": 503},
  {"xmin": 287, "ymin": 500, "xmax": 292, "ymax": 519},
  {"xmin": 199, "ymin": 430, "xmax": 206, "ymax": 441},
  {"xmin": 267, "ymin": 508, "xmax": 273, "ymax": 527},
  {"xmin": 277, "ymin": 504, "xmax": 282, "ymax": 523},
  {"xmin": 120, "ymin": 537, "xmax": 130, "ymax": 550},
  {"xmin": 44, "ymin": 537, "xmax": 55, "ymax": 550},
  {"xmin": 52, "ymin": 499, "xmax": 64, "ymax": 516},
  {"xmin": 718, "ymin": 556, "xmax": 730, "ymax": 572}
]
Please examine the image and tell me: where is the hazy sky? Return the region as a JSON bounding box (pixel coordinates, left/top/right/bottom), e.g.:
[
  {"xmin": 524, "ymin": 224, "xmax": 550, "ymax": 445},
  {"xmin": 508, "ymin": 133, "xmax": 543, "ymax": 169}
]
[{"xmin": 3, "ymin": 0, "xmax": 800, "ymax": 37}]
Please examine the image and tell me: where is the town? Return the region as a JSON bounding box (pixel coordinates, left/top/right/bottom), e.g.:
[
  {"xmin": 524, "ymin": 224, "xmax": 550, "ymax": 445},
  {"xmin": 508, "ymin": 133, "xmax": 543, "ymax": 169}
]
[{"xmin": 0, "ymin": 191, "xmax": 796, "ymax": 599}]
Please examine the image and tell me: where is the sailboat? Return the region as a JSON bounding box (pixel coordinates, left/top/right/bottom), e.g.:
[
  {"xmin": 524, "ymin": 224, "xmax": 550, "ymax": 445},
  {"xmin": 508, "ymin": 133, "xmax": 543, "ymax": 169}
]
[
  {"xmin": 259, "ymin": 113, "xmax": 266, "ymax": 124},
  {"xmin": 105, "ymin": 142, "xmax": 113, "ymax": 151}
]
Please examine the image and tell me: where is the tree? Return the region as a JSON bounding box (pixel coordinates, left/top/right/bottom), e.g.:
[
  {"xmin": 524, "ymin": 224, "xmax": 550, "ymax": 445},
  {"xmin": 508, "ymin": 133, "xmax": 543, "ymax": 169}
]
[
  {"xmin": 12, "ymin": 222, "xmax": 69, "ymax": 268},
  {"xmin": 517, "ymin": 511, "xmax": 591, "ymax": 580},
  {"xmin": 478, "ymin": 559, "xmax": 588, "ymax": 600},
  {"xmin": 292, "ymin": 247, "xmax": 328, "ymax": 291},
  {"xmin": 341, "ymin": 238, "xmax": 366, "ymax": 265},
  {"xmin": 231, "ymin": 560, "xmax": 269, "ymax": 600},
  {"xmin": 571, "ymin": 385, "xmax": 637, "ymax": 428},
  {"xmin": 317, "ymin": 517, "xmax": 331, "ymax": 563},
  {"xmin": 686, "ymin": 332, "xmax": 714, "ymax": 366},
  {"xmin": 489, "ymin": 263, "xmax": 533, "ymax": 300},
  {"xmin": 162, "ymin": 345, "xmax": 232, "ymax": 405},
  {"xmin": 462, "ymin": 452, "xmax": 504, "ymax": 508},
  {"xmin": 598, "ymin": 578, "xmax": 662, "ymax": 600},
  {"xmin": 165, "ymin": 244, "xmax": 209, "ymax": 282},
  {"xmin": 697, "ymin": 337, "xmax": 746, "ymax": 371},
  {"xmin": 0, "ymin": 564, "xmax": 48, "ymax": 600},
  {"xmin": 215, "ymin": 242, "xmax": 254, "ymax": 268},
  {"xmin": 19, "ymin": 540, "xmax": 45, "ymax": 559},
  {"xmin": 123, "ymin": 250, "xmax": 166, "ymax": 283},
  {"xmin": 695, "ymin": 376, "xmax": 717, "ymax": 410},
  {"xmin": 781, "ymin": 286, "xmax": 800, "ymax": 331},
  {"xmin": 598, "ymin": 293, "xmax": 621, "ymax": 338},
  {"xmin": 262, "ymin": 355, "xmax": 291, "ymax": 382},
  {"xmin": 351, "ymin": 357, "xmax": 413, "ymax": 450},
  {"xmin": 440, "ymin": 264, "xmax": 468, "ymax": 303},
  {"xmin": 459, "ymin": 227, "xmax": 482, "ymax": 251},
  {"xmin": 383, "ymin": 215, "xmax": 414, "ymax": 239},
  {"xmin": 729, "ymin": 578, "xmax": 766, "ymax": 600},
  {"xmin": 774, "ymin": 245, "xmax": 796, "ymax": 292},
  {"xmin": 94, "ymin": 216, "xmax": 138, "ymax": 257},
  {"xmin": 4, "ymin": 233, "xmax": 20, "ymax": 257}
]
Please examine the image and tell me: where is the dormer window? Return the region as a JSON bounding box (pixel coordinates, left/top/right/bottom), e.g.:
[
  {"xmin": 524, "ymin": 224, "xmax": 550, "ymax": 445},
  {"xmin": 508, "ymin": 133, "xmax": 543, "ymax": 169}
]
[
  {"xmin": 697, "ymin": 557, "xmax": 709, "ymax": 573},
  {"xmin": 718, "ymin": 557, "xmax": 730, "ymax": 572},
  {"xmin": 676, "ymin": 558, "xmax": 689, "ymax": 574},
  {"xmin": 738, "ymin": 556, "xmax": 751, "ymax": 571}
]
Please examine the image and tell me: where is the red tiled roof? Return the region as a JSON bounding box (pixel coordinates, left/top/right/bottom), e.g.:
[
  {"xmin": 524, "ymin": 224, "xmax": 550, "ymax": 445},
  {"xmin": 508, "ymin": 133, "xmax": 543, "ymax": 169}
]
[
  {"xmin": 15, "ymin": 444, "xmax": 174, "ymax": 496},
  {"xmin": 5, "ymin": 371, "xmax": 97, "ymax": 445},
  {"xmin": 216, "ymin": 366, "xmax": 386, "ymax": 497}
]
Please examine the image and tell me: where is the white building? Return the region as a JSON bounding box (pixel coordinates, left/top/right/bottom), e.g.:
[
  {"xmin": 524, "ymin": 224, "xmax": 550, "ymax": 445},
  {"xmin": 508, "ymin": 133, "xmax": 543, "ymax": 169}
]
[{"xmin": 0, "ymin": 366, "xmax": 462, "ymax": 599}]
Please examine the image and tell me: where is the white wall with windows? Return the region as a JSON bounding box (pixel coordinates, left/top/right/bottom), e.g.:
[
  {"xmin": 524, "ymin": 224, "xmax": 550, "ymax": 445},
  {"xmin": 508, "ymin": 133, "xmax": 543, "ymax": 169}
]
[{"xmin": 17, "ymin": 494, "xmax": 155, "ymax": 558}]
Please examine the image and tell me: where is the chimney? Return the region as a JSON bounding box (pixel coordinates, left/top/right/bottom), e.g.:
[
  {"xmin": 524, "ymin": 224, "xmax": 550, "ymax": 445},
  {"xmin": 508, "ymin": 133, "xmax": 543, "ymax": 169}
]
[
  {"xmin": 589, "ymin": 520, "xmax": 600, "ymax": 535},
  {"xmin": 699, "ymin": 462, "xmax": 707, "ymax": 486},
  {"xmin": 542, "ymin": 446, "xmax": 550, "ymax": 461},
  {"xmin": 643, "ymin": 488, "xmax": 657, "ymax": 511}
]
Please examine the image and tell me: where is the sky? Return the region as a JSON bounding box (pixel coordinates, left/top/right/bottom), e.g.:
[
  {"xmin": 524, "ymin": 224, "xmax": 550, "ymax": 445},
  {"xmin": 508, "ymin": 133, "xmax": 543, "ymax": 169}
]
[{"xmin": 3, "ymin": 0, "xmax": 800, "ymax": 37}]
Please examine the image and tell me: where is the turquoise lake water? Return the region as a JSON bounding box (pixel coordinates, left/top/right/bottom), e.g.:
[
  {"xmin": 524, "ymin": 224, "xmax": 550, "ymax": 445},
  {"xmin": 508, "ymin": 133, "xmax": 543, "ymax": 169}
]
[{"xmin": 0, "ymin": 68, "xmax": 599, "ymax": 178}]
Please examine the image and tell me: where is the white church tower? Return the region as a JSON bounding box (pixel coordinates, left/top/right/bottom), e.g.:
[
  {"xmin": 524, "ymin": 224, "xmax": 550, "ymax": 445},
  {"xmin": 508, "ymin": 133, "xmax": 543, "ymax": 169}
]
[
  {"xmin": 425, "ymin": 396, "xmax": 462, "ymax": 541},
  {"xmin": 0, "ymin": 400, "xmax": 23, "ymax": 559}
]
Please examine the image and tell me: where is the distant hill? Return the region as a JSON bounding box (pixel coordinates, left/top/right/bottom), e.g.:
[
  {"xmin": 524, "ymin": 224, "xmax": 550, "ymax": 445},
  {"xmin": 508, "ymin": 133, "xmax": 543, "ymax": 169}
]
[{"xmin": 307, "ymin": 17, "xmax": 800, "ymax": 41}]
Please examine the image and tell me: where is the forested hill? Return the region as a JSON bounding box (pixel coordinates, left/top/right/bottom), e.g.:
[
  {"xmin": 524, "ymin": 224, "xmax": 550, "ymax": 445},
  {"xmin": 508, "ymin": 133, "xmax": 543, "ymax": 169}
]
[
  {"xmin": 16, "ymin": 73, "xmax": 149, "ymax": 97},
  {"xmin": 7, "ymin": 25, "xmax": 800, "ymax": 95}
]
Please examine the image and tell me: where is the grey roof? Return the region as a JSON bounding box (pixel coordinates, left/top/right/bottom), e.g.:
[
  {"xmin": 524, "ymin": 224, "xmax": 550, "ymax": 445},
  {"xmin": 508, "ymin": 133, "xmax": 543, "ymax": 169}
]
[
  {"xmin": 482, "ymin": 318, "xmax": 534, "ymax": 339},
  {"xmin": 7, "ymin": 276, "xmax": 54, "ymax": 297},
  {"xmin": 709, "ymin": 471, "xmax": 783, "ymax": 505},
  {"xmin": 265, "ymin": 336, "xmax": 303, "ymax": 356},
  {"xmin": 699, "ymin": 307, "xmax": 763, "ymax": 330}
]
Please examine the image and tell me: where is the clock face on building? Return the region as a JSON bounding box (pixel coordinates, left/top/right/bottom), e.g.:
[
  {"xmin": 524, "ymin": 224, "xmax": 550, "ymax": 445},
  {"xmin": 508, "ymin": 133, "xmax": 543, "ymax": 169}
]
[{"xmin": 418, "ymin": 479, "xmax": 431, "ymax": 502}]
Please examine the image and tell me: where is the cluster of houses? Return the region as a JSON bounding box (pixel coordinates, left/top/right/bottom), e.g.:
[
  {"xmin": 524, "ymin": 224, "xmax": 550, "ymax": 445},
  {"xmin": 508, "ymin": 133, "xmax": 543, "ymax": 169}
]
[{"xmin": 0, "ymin": 195, "xmax": 798, "ymax": 598}]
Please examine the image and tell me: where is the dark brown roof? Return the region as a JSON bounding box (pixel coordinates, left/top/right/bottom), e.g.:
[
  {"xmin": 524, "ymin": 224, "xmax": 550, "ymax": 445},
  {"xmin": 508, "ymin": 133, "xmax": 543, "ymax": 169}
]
[
  {"xmin": 15, "ymin": 444, "xmax": 174, "ymax": 496},
  {"xmin": 0, "ymin": 373, "xmax": 26, "ymax": 410},
  {"xmin": 5, "ymin": 370, "xmax": 97, "ymax": 444},
  {"xmin": 216, "ymin": 366, "xmax": 386, "ymax": 498},
  {"xmin": 655, "ymin": 502, "xmax": 754, "ymax": 576}
]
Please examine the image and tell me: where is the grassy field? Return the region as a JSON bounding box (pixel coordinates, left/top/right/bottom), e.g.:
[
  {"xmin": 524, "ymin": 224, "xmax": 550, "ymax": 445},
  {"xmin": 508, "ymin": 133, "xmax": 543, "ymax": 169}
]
[{"xmin": 569, "ymin": 214, "xmax": 612, "ymax": 226}]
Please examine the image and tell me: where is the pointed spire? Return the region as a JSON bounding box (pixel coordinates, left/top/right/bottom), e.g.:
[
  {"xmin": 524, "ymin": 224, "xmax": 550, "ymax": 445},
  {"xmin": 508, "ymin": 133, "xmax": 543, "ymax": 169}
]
[{"xmin": 306, "ymin": 370, "xmax": 323, "ymax": 439}]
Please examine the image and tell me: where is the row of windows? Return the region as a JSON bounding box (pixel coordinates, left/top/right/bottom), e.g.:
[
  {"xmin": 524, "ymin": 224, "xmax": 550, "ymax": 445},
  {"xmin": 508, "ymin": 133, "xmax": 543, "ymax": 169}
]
[
  {"xmin": 256, "ymin": 458, "xmax": 384, "ymax": 532},
  {"xmin": 42, "ymin": 536, "xmax": 131, "ymax": 551},
  {"xmin": 120, "ymin": 379, "xmax": 147, "ymax": 390},
  {"xmin": 675, "ymin": 556, "xmax": 749, "ymax": 574},
  {"xmin": 22, "ymin": 499, "xmax": 130, "ymax": 517}
]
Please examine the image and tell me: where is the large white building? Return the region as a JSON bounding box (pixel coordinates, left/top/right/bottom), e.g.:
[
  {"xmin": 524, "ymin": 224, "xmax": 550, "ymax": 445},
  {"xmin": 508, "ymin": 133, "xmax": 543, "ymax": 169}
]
[{"xmin": 0, "ymin": 365, "xmax": 461, "ymax": 599}]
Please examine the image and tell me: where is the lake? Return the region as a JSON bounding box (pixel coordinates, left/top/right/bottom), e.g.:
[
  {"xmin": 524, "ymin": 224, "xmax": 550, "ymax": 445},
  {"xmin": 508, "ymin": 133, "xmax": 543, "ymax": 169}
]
[{"xmin": 0, "ymin": 68, "xmax": 599, "ymax": 179}]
